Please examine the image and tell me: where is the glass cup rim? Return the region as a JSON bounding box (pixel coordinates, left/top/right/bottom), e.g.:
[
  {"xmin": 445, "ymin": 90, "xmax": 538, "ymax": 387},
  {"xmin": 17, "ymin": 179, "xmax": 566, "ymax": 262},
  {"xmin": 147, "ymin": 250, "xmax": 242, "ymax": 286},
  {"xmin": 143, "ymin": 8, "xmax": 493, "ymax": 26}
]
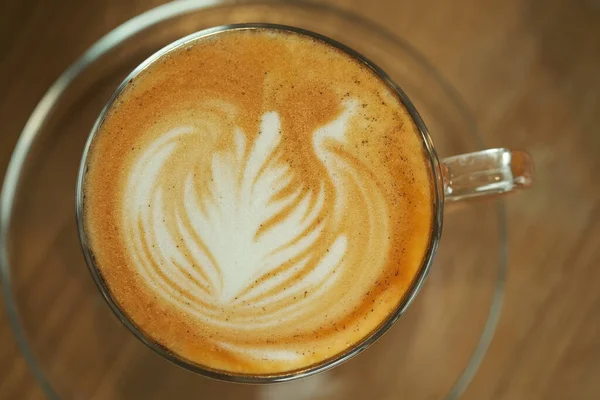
[{"xmin": 75, "ymin": 22, "xmax": 445, "ymax": 384}]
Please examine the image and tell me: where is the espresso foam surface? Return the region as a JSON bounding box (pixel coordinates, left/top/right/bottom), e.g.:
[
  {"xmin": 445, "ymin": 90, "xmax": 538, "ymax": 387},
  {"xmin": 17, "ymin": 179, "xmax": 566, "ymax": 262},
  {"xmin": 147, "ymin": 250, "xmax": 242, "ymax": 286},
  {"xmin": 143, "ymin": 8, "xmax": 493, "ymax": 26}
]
[{"xmin": 83, "ymin": 28, "xmax": 434, "ymax": 374}]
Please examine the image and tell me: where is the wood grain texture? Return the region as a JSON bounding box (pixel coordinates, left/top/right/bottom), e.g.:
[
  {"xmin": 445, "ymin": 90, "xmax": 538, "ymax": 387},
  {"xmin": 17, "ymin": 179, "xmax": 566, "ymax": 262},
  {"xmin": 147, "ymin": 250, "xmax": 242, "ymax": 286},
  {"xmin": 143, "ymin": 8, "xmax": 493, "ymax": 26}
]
[{"xmin": 1, "ymin": 0, "xmax": 599, "ymax": 399}]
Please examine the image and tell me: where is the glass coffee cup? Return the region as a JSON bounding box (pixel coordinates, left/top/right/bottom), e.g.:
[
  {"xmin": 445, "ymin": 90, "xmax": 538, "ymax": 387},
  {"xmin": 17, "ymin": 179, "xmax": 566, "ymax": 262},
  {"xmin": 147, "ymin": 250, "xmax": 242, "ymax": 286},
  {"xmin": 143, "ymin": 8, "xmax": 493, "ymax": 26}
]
[{"xmin": 75, "ymin": 23, "xmax": 534, "ymax": 383}]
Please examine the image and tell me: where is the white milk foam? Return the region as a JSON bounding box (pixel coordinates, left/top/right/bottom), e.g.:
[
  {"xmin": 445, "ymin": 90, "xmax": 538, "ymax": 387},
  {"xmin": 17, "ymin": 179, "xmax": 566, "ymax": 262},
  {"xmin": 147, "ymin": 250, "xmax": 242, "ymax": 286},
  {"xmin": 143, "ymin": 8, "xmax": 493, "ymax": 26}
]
[{"xmin": 121, "ymin": 99, "xmax": 390, "ymax": 361}]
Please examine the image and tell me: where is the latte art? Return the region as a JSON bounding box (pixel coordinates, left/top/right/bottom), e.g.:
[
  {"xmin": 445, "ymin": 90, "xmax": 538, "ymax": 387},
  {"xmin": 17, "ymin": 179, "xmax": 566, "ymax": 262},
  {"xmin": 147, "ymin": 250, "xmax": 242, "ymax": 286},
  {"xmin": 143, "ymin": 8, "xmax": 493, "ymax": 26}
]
[
  {"xmin": 82, "ymin": 28, "xmax": 434, "ymax": 374},
  {"xmin": 123, "ymin": 100, "xmax": 390, "ymax": 360},
  {"xmin": 124, "ymin": 99, "xmax": 384, "ymax": 318}
]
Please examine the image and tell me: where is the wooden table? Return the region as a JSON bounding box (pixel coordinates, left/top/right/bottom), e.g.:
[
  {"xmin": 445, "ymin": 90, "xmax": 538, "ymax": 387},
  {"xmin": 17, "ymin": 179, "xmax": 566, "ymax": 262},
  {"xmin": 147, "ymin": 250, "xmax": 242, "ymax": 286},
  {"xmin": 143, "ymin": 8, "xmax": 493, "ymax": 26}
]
[{"xmin": 1, "ymin": 0, "xmax": 599, "ymax": 398}]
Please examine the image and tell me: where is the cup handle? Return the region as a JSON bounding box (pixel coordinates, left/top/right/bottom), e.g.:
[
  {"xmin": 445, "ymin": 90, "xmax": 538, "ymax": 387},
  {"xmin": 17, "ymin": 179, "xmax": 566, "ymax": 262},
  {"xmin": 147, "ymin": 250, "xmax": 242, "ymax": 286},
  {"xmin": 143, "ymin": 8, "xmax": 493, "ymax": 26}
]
[{"xmin": 441, "ymin": 148, "xmax": 534, "ymax": 202}]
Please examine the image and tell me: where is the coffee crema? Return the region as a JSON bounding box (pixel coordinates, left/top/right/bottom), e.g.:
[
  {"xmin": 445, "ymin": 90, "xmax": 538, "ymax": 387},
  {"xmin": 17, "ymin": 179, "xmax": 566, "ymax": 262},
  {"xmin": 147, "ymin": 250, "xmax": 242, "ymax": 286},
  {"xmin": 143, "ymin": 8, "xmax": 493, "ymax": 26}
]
[{"xmin": 82, "ymin": 27, "xmax": 434, "ymax": 375}]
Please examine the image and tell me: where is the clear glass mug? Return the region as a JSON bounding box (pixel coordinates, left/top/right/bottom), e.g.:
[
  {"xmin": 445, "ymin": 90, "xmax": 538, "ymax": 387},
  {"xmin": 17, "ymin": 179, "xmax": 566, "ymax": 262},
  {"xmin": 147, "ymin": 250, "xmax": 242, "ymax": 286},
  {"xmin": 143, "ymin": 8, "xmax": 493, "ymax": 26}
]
[{"xmin": 75, "ymin": 23, "xmax": 534, "ymax": 383}]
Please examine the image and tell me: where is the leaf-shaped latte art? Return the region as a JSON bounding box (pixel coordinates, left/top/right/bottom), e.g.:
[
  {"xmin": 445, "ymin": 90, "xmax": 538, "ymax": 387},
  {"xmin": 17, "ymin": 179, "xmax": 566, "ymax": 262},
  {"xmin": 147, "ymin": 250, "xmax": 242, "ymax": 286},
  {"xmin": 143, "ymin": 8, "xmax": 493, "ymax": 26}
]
[{"xmin": 122, "ymin": 99, "xmax": 390, "ymax": 342}]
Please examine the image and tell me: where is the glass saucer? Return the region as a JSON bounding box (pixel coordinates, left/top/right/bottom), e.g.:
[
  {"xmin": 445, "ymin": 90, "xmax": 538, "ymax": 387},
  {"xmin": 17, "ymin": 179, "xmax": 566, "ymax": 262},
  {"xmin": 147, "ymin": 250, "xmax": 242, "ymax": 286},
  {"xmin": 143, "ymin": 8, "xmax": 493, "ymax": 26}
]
[{"xmin": 0, "ymin": 1, "xmax": 507, "ymax": 399}]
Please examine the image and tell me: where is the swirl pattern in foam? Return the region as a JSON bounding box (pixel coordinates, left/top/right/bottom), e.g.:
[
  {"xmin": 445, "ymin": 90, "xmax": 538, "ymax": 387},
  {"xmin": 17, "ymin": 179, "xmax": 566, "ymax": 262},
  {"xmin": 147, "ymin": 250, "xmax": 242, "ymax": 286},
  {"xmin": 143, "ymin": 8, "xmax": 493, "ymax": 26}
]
[
  {"xmin": 124, "ymin": 100, "xmax": 374, "ymax": 327},
  {"xmin": 82, "ymin": 28, "xmax": 434, "ymax": 374}
]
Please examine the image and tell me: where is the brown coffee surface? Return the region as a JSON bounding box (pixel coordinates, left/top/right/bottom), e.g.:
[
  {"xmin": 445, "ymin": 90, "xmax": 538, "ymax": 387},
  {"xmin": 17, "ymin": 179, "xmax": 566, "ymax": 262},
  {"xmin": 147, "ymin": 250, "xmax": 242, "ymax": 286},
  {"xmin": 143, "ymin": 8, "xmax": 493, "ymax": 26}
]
[{"xmin": 82, "ymin": 27, "xmax": 434, "ymax": 375}]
